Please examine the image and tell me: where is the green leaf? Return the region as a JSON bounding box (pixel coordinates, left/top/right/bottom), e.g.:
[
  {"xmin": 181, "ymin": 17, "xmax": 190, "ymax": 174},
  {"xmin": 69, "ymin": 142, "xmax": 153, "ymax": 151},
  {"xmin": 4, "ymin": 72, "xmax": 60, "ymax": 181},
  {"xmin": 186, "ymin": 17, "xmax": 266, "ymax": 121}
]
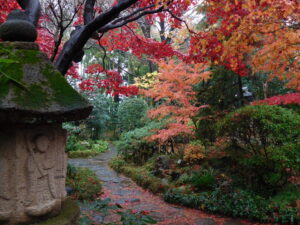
[{"xmin": 0, "ymin": 59, "xmax": 18, "ymax": 63}]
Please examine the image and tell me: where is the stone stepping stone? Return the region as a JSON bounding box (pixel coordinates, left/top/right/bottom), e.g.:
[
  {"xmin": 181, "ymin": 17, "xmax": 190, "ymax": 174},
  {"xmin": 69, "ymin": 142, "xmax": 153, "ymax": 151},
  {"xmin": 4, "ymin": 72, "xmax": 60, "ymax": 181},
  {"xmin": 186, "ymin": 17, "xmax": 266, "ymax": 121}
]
[{"xmin": 195, "ymin": 218, "xmax": 217, "ymax": 225}]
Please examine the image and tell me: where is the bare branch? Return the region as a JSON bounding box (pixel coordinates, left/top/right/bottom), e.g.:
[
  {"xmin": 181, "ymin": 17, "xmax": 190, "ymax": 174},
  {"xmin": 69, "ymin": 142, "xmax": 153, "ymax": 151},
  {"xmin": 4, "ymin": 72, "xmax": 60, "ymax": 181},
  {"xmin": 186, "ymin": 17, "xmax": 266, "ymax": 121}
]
[
  {"xmin": 110, "ymin": 4, "xmax": 155, "ymax": 26},
  {"xmin": 165, "ymin": 9, "xmax": 196, "ymax": 34},
  {"xmin": 98, "ymin": 6, "xmax": 164, "ymax": 33}
]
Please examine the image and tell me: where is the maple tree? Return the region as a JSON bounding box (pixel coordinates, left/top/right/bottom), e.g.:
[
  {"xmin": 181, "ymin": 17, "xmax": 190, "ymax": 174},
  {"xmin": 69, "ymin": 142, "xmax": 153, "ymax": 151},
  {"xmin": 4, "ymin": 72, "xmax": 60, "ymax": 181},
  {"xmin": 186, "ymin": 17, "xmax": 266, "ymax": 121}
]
[
  {"xmin": 134, "ymin": 71, "xmax": 159, "ymax": 89},
  {"xmin": 0, "ymin": 1, "xmax": 20, "ymax": 24},
  {"xmin": 189, "ymin": 0, "xmax": 300, "ymax": 89},
  {"xmin": 142, "ymin": 60, "xmax": 210, "ymax": 144},
  {"xmin": 252, "ymin": 93, "xmax": 300, "ymax": 106},
  {"xmin": 79, "ymin": 63, "xmax": 139, "ymax": 96}
]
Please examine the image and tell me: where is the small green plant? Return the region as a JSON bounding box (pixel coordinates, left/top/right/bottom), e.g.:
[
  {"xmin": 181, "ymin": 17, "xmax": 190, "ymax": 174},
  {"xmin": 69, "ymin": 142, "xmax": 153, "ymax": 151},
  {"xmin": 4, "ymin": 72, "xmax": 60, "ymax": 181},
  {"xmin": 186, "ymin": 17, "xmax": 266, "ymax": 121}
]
[
  {"xmin": 117, "ymin": 98, "xmax": 148, "ymax": 132},
  {"xmin": 92, "ymin": 140, "xmax": 109, "ymax": 153},
  {"xmin": 191, "ymin": 174, "xmax": 216, "ymax": 191},
  {"xmin": 118, "ymin": 210, "xmax": 157, "ymax": 225},
  {"xmin": 66, "ymin": 167, "xmax": 102, "ymax": 200},
  {"xmin": 66, "ymin": 139, "xmax": 109, "ymax": 158}
]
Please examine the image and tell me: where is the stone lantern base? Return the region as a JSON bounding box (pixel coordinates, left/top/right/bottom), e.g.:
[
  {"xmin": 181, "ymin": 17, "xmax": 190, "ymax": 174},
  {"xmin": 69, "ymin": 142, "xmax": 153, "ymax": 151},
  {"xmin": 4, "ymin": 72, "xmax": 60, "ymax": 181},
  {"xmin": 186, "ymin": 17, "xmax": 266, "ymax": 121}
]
[
  {"xmin": 0, "ymin": 123, "xmax": 68, "ymax": 225},
  {"xmin": 35, "ymin": 198, "xmax": 80, "ymax": 225}
]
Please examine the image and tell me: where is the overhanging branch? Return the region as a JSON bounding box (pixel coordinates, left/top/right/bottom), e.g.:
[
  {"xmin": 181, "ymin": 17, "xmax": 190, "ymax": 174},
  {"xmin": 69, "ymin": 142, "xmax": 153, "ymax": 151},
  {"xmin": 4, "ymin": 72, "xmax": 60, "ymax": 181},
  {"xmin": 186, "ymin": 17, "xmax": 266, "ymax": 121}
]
[
  {"xmin": 55, "ymin": 0, "xmax": 139, "ymax": 75},
  {"xmin": 98, "ymin": 6, "xmax": 164, "ymax": 33}
]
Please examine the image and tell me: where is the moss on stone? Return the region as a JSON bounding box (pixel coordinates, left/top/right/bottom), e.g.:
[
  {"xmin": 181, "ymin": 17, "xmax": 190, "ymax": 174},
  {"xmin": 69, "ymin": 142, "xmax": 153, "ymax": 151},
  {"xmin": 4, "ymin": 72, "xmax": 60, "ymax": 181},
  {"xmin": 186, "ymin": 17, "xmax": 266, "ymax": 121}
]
[
  {"xmin": 34, "ymin": 198, "xmax": 80, "ymax": 225},
  {"xmin": 0, "ymin": 42, "xmax": 92, "ymax": 122},
  {"xmin": 14, "ymin": 84, "xmax": 49, "ymax": 109},
  {"xmin": 15, "ymin": 49, "xmax": 40, "ymax": 64},
  {"xmin": 41, "ymin": 64, "xmax": 88, "ymax": 109},
  {"xmin": 0, "ymin": 43, "xmax": 40, "ymax": 64}
]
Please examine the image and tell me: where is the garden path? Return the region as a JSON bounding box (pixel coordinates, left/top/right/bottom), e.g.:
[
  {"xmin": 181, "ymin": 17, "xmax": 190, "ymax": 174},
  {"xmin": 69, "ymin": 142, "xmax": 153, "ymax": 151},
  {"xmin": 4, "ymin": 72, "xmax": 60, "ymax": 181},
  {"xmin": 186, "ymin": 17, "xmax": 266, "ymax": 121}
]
[{"xmin": 69, "ymin": 146, "xmax": 256, "ymax": 225}]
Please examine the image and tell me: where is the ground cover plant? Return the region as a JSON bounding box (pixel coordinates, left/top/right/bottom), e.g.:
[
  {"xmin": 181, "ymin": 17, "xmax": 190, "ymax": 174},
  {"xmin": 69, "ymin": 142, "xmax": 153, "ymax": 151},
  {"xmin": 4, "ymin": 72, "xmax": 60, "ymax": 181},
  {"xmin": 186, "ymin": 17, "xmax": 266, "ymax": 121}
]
[
  {"xmin": 66, "ymin": 164, "xmax": 103, "ymax": 201},
  {"xmin": 66, "ymin": 135, "xmax": 109, "ymax": 158}
]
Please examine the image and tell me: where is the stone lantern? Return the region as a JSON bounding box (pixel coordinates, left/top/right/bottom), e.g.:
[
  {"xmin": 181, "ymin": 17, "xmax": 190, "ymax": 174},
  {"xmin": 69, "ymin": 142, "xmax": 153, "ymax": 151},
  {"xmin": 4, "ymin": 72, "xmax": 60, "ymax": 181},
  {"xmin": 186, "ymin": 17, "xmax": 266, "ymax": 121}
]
[{"xmin": 0, "ymin": 10, "xmax": 92, "ymax": 225}]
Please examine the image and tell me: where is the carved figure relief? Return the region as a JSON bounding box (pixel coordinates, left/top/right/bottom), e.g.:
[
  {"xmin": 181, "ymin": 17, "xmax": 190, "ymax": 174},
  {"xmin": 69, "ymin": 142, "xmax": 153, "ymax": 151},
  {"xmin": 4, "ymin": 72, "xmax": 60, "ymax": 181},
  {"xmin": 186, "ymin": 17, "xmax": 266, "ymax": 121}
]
[
  {"xmin": 24, "ymin": 126, "xmax": 66, "ymax": 217},
  {"xmin": 0, "ymin": 130, "xmax": 14, "ymax": 221},
  {"xmin": 0, "ymin": 124, "xmax": 67, "ymax": 223}
]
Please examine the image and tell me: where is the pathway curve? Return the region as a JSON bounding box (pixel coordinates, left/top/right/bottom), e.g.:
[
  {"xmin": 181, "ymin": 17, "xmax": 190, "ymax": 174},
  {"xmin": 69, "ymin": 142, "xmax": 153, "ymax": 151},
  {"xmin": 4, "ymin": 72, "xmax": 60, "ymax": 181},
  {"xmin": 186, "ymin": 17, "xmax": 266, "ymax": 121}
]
[{"xmin": 69, "ymin": 146, "xmax": 255, "ymax": 225}]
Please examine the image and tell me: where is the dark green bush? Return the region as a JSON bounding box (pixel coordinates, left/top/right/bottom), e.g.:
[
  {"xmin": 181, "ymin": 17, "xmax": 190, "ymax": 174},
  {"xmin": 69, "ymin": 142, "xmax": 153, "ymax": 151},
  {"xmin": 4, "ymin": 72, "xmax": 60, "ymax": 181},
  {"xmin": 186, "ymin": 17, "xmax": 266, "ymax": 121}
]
[
  {"xmin": 194, "ymin": 107, "xmax": 224, "ymax": 145},
  {"xmin": 117, "ymin": 98, "xmax": 148, "ymax": 132},
  {"xmin": 65, "ymin": 135, "xmax": 80, "ymax": 152},
  {"xmin": 116, "ymin": 121, "xmax": 164, "ymax": 164},
  {"xmin": 191, "ymin": 174, "xmax": 216, "ymax": 191},
  {"xmin": 66, "ymin": 166, "xmax": 102, "ymax": 200},
  {"xmin": 218, "ymin": 105, "xmax": 300, "ymax": 192}
]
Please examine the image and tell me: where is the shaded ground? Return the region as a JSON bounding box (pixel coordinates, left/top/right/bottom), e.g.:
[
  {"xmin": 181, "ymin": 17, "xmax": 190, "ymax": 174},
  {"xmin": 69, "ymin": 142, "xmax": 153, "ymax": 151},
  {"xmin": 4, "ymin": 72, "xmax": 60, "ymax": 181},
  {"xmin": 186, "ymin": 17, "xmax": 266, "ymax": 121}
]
[{"xmin": 69, "ymin": 146, "xmax": 259, "ymax": 225}]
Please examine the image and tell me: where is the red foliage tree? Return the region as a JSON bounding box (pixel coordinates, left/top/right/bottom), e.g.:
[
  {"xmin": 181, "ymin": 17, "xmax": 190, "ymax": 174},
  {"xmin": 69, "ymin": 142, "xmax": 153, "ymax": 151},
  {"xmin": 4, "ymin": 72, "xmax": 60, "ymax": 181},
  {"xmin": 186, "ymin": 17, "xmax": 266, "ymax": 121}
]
[
  {"xmin": 143, "ymin": 60, "xmax": 210, "ymax": 144},
  {"xmin": 0, "ymin": 1, "xmax": 20, "ymax": 23},
  {"xmin": 252, "ymin": 93, "xmax": 300, "ymax": 106},
  {"xmin": 79, "ymin": 64, "xmax": 138, "ymax": 96}
]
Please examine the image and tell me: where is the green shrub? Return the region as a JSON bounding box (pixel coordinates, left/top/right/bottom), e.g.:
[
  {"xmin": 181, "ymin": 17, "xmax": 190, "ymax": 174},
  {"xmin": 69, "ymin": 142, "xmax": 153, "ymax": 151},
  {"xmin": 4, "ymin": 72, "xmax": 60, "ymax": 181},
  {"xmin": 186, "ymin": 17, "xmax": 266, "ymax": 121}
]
[
  {"xmin": 175, "ymin": 169, "xmax": 216, "ymax": 191},
  {"xmin": 92, "ymin": 140, "xmax": 109, "ymax": 153},
  {"xmin": 164, "ymin": 187, "xmax": 299, "ymax": 224},
  {"xmin": 65, "ymin": 135, "xmax": 80, "ymax": 152},
  {"xmin": 218, "ymin": 105, "xmax": 300, "ymax": 192},
  {"xmin": 270, "ymin": 186, "xmax": 300, "ymax": 208},
  {"xmin": 109, "ymin": 156, "xmax": 127, "ymax": 172},
  {"xmin": 117, "ymin": 98, "xmax": 148, "ymax": 132},
  {"xmin": 116, "ymin": 121, "xmax": 164, "ymax": 164},
  {"xmin": 66, "ymin": 167, "xmax": 102, "ymax": 201},
  {"xmin": 194, "ymin": 107, "xmax": 224, "ymax": 145},
  {"xmin": 109, "ymin": 157, "xmax": 171, "ymax": 194},
  {"xmin": 68, "ymin": 150, "xmax": 99, "ymax": 158},
  {"xmin": 204, "ymin": 188, "xmax": 269, "ymax": 221},
  {"xmin": 67, "ymin": 140, "xmax": 109, "ymax": 158},
  {"xmin": 191, "ymin": 174, "xmax": 216, "ymax": 191}
]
